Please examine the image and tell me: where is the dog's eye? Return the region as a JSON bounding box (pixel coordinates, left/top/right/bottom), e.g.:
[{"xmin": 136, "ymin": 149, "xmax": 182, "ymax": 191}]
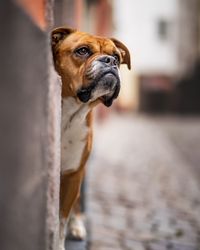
[{"xmin": 75, "ymin": 47, "xmax": 91, "ymax": 56}]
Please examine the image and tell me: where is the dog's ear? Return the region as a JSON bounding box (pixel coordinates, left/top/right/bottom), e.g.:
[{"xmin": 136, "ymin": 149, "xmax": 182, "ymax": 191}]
[
  {"xmin": 51, "ymin": 27, "xmax": 76, "ymax": 51},
  {"xmin": 111, "ymin": 38, "xmax": 131, "ymax": 70}
]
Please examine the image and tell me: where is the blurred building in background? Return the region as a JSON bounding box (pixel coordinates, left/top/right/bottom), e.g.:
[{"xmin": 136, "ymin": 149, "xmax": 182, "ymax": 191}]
[
  {"xmin": 54, "ymin": 0, "xmax": 113, "ymax": 35},
  {"xmin": 171, "ymin": 0, "xmax": 200, "ymax": 114},
  {"xmin": 114, "ymin": 0, "xmax": 200, "ymax": 114},
  {"xmin": 114, "ymin": 0, "xmax": 179, "ymax": 113}
]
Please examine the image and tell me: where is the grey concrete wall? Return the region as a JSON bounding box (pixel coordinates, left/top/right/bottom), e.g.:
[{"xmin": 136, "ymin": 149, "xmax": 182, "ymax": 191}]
[{"xmin": 0, "ymin": 1, "xmax": 60, "ymax": 250}]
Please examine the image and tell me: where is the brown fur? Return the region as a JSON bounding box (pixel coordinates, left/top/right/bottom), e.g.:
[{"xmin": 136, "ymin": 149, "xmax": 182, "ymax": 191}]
[
  {"xmin": 51, "ymin": 27, "xmax": 131, "ymax": 224},
  {"xmin": 60, "ymin": 112, "xmax": 93, "ymax": 218}
]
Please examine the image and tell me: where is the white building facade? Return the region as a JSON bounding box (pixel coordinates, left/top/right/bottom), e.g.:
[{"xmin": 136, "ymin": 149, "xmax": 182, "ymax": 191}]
[{"xmin": 113, "ymin": 0, "xmax": 179, "ymax": 76}]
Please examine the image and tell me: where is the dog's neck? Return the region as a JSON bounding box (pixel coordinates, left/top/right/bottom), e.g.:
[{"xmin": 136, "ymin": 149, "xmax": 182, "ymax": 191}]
[
  {"xmin": 61, "ymin": 97, "xmax": 92, "ymax": 173},
  {"xmin": 61, "ymin": 97, "xmax": 91, "ymax": 126}
]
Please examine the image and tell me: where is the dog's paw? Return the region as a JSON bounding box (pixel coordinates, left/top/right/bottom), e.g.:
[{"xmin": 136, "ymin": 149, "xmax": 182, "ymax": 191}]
[
  {"xmin": 58, "ymin": 239, "xmax": 65, "ymax": 250},
  {"xmin": 58, "ymin": 245, "xmax": 65, "ymax": 250},
  {"xmin": 67, "ymin": 214, "xmax": 86, "ymax": 241}
]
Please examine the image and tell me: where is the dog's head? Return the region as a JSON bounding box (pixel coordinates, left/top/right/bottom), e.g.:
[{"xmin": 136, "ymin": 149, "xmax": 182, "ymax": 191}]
[{"xmin": 51, "ymin": 27, "xmax": 131, "ymax": 107}]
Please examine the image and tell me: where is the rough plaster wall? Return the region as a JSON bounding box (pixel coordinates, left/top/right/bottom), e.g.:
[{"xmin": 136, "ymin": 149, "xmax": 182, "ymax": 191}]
[
  {"xmin": 46, "ymin": 56, "xmax": 61, "ymax": 250},
  {"xmin": 0, "ymin": 1, "xmax": 61, "ymax": 250},
  {"xmin": 46, "ymin": 1, "xmax": 61, "ymax": 249}
]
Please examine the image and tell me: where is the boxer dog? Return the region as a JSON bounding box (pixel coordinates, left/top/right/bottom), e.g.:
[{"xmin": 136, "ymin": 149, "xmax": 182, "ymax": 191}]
[{"xmin": 51, "ymin": 27, "xmax": 131, "ymax": 250}]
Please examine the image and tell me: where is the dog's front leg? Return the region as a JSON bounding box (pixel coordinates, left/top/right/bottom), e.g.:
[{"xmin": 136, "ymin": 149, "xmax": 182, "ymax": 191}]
[
  {"xmin": 59, "ymin": 171, "xmax": 84, "ymax": 249},
  {"xmin": 67, "ymin": 193, "xmax": 87, "ymax": 241},
  {"xmin": 59, "ymin": 217, "xmax": 67, "ymax": 250}
]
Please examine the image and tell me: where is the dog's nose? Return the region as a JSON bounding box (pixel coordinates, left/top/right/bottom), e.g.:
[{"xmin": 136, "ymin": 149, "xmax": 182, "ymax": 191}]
[{"xmin": 98, "ymin": 55, "xmax": 118, "ymax": 67}]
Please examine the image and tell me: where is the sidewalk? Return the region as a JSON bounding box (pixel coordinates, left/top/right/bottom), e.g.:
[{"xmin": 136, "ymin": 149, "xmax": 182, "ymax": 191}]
[
  {"xmin": 65, "ymin": 240, "xmax": 87, "ymax": 250},
  {"xmin": 86, "ymin": 113, "xmax": 200, "ymax": 250}
]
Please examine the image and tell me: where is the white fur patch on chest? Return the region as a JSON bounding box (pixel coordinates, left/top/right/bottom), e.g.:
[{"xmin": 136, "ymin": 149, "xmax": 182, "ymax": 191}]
[{"xmin": 61, "ymin": 97, "xmax": 90, "ymax": 173}]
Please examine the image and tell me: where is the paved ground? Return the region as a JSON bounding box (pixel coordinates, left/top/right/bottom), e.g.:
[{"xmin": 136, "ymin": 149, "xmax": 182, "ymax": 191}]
[
  {"xmin": 86, "ymin": 113, "xmax": 200, "ymax": 250},
  {"xmin": 65, "ymin": 240, "xmax": 87, "ymax": 250}
]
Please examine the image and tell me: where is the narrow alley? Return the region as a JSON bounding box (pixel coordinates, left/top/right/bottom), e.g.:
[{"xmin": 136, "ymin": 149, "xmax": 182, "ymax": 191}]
[{"xmin": 87, "ymin": 113, "xmax": 200, "ymax": 250}]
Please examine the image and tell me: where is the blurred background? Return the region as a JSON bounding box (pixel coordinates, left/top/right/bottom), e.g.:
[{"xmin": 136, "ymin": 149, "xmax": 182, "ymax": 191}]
[{"xmin": 0, "ymin": 0, "xmax": 200, "ymax": 250}]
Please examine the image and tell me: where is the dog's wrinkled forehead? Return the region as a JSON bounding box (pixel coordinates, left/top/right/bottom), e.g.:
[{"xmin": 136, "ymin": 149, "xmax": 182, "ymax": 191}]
[
  {"xmin": 51, "ymin": 27, "xmax": 131, "ymax": 70},
  {"xmin": 57, "ymin": 33, "xmax": 120, "ymax": 60}
]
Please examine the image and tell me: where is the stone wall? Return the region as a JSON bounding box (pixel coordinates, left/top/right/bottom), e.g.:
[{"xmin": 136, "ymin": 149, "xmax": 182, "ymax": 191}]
[{"xmin": 0, "ymin": 1, "xmax": 60, "ymax": 249}]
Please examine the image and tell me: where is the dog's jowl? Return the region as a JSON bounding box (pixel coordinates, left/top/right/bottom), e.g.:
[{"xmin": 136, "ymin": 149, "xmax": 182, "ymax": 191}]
[{"xmin": 51, "ymin": 27, "xmax": 131, "ymax": 250}]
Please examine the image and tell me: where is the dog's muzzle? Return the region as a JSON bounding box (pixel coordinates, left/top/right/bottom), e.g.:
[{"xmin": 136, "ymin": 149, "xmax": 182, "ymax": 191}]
[{"xmin": 77, "ymin": 55, "xmax": 121, "ymax": 107}]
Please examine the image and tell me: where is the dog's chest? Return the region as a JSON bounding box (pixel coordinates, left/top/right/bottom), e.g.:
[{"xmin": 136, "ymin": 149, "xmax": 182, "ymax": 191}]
[{"xmin": 61, "ymin": 97, "xmax": 90, "ymax": 173}]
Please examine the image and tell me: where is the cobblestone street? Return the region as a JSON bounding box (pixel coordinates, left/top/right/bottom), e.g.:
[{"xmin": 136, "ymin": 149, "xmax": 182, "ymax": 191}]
[{"xmin": 86, "ymin": 113, "xmax": 200, "ymax": 250}]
